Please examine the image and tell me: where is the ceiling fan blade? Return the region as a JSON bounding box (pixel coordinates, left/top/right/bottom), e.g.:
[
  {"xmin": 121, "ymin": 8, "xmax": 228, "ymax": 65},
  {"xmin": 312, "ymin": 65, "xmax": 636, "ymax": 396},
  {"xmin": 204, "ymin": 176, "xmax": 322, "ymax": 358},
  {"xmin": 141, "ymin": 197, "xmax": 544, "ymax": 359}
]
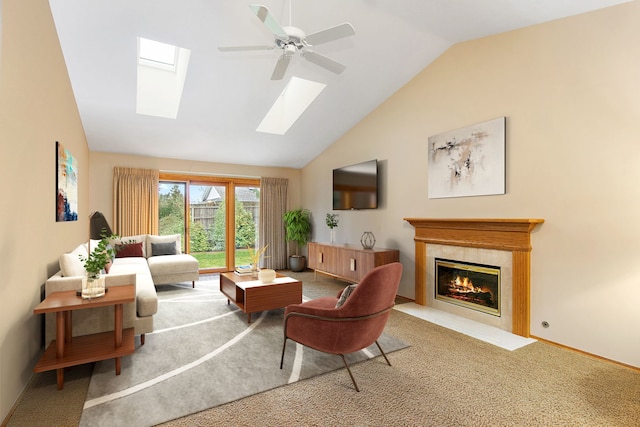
[
  {"xmin": 302, "ymin": 50, "xmax": 346, "ymax": 74},
  {"xmin": 271, "ymin": 54, "xmax": 291, "ymax": 80},
  {"xmin": 304, "ymin": 23, "xmax": 355, "ymax": 46},
  {"xmin": 218, "ymin": 45, "xmax": 274, "ymax": 52},
  {"xmin": 249, "ymin": 4, "xmax": 287, "ymax": 39}
]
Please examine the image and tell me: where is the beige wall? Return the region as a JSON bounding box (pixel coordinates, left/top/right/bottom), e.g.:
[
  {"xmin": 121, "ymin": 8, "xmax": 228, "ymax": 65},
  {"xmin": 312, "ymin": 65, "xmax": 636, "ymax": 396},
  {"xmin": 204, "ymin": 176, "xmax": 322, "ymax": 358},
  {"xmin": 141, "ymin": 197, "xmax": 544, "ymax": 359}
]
[
  {"xmin": 302, "ymin": 2, "xmax": 640, "ymax": 368},
  {"xmin": 88, "ymin": 152, "xmax": 301, "ymax": 228},
  {"xmin": 0, "ymin": 0, "xmax": 89, "ymax": 420},
  {"xmin": 0, "ymin": 1, "xmax": 301, "ymax": 419}
]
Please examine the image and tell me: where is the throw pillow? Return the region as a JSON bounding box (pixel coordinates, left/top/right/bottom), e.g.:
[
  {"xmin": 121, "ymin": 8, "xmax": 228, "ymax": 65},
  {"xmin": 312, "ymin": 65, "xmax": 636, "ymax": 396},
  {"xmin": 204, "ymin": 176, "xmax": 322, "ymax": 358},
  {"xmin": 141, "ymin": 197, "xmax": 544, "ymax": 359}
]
[
  {"xmin": 111, "ymin": 234, "xmax": 147, "ymax": 257},
  {"xmin": 147, "ymin": 234, "xmax": 182, "ymax": 256},
  {"xmin": 335, "ymin": 284, "xmax": 357, "ymax": 308},
  {"xmin": 59, "ymin": 244, "xmax": 88, "ymax": 277},
  {"xmin": 151, "ymin": 242, "xmax": 177, "ymax": 256},
  {"xmin": 115, "ymin": 242, "xmax": 144, "ymax": 258}
]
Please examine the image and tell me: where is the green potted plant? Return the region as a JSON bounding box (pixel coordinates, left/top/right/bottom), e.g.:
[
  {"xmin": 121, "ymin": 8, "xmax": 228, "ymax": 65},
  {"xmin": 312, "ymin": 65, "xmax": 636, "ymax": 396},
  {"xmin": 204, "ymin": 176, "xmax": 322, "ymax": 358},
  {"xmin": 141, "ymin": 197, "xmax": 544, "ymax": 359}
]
[
  {"xmin": 325, "ymin": 213, "xmax": 338, "ymax": 243},
  {"xmin": 79, "ymin": 234, "xmax": 118, "ymax": 299},
  {"xmin": 79, "ymin": 233, "xmax": 130, "ymax": 299},
  {"xmin": 283, "ymin": 208, "xmax": 312, "ymax": 272}
]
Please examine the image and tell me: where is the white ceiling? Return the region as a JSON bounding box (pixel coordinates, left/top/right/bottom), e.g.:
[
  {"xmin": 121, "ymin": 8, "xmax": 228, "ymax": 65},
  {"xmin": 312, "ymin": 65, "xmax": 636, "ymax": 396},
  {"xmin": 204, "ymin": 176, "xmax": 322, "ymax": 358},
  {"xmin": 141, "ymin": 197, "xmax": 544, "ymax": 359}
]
[{"xmin": 48, "ymin": 0, "xmax": 630, "ymax": 168}]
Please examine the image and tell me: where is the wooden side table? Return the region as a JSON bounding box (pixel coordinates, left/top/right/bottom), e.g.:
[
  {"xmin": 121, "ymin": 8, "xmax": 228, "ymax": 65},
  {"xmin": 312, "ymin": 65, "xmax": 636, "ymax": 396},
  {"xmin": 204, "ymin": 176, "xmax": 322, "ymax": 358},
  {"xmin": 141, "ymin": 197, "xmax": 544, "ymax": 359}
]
[{"xmin": 33, "ymin": 284, "xmax": 136, "ymax": 390}]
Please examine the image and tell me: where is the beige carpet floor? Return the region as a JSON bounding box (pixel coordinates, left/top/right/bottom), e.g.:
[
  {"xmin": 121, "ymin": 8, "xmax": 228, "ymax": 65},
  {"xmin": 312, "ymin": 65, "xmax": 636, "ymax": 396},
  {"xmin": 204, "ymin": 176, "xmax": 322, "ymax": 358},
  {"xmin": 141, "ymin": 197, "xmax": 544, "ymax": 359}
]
[{"xmin": 7, "ymin": 270, "xmax": 640, "ymax": 426}]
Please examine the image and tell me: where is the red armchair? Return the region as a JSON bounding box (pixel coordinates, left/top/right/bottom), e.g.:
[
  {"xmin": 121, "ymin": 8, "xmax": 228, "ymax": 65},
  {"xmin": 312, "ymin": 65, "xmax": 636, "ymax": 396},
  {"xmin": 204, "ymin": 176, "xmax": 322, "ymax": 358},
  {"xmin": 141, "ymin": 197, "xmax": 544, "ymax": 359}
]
[{"xmin": 280, "ymin": 262, "xmax": 403, "ymax": 391}]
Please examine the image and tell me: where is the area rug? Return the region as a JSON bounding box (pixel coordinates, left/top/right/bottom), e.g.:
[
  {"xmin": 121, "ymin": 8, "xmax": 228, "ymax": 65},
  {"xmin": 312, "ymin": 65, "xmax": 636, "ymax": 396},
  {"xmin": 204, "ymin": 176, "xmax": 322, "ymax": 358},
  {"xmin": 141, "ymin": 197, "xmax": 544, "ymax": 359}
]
[{"xmin": 79, "ymin": 276, "xmax": 408, "ymax": 427}]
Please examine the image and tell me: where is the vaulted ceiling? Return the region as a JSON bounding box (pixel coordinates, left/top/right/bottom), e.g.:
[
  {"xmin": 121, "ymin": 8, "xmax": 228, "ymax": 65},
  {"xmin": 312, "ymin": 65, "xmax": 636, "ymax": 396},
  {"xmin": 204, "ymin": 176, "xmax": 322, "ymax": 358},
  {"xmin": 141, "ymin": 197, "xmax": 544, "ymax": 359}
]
[{"xmin": 49, "ymin": 0, "xmax": 630, "ymax": 168}]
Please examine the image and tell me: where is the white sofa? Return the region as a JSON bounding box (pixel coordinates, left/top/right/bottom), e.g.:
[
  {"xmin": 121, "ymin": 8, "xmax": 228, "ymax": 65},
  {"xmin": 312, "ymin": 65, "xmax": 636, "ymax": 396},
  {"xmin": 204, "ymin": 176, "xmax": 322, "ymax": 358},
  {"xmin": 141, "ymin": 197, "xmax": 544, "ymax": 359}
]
[{"xmin": 44, "ymin": 234, "xmax": 199, "ymax": 346}]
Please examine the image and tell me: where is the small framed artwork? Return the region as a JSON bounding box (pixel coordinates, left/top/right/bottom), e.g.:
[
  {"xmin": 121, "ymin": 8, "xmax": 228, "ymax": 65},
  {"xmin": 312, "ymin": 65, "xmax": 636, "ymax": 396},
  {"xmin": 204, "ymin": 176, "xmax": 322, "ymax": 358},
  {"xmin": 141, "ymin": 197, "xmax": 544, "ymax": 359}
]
[
  {"xmin": 56, "ymin": 141, "xmax": 79, "ymax": 221},
  {"xmin": 428, "ymin": 117, "xmax": 506, "ymax": 199}
]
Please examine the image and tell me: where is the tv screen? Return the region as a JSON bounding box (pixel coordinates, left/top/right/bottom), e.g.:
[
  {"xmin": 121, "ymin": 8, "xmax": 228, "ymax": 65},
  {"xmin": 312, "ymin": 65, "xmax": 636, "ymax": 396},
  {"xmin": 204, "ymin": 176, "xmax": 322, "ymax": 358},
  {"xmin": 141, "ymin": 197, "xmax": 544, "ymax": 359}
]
[{"xmin": 333, "ymin": 159, "xmax": 378, "ymax": 210}]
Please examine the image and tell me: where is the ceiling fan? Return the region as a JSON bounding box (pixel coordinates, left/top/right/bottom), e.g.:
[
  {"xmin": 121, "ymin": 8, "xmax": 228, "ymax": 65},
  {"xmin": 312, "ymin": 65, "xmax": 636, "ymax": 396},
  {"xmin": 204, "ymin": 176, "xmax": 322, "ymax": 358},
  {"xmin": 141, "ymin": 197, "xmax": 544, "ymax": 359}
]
[{"xmin": 218, "ymin": 3, "xmax": 355, "ymax": 80}]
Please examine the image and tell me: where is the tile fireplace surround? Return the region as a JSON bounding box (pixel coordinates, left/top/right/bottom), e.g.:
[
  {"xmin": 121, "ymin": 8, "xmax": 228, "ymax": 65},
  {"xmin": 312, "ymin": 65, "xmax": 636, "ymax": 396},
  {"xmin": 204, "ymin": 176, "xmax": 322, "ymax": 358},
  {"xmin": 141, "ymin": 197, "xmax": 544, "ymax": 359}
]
[{"xmin": 404, "ymin": 218, "xmax": 544, "ymax": 337}]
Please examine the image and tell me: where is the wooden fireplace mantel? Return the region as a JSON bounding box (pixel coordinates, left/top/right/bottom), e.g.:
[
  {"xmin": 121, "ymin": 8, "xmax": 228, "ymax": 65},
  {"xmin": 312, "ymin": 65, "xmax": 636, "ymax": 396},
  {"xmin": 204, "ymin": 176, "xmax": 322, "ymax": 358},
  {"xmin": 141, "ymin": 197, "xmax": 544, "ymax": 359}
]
[{"xmin": 404, "ymin": 218, "xmax": 544, "ymax": 337}]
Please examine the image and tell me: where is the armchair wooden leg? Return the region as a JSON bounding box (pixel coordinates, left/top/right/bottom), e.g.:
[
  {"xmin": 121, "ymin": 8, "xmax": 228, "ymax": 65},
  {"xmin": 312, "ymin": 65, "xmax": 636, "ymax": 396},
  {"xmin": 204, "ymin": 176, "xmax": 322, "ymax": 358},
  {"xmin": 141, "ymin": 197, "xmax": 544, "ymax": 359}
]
[
  {"xmin": 339, "ymin": 354, "xmax": 360, "ymax": 392},
  {"xmin": 141, "ymin": 334, "xmax": 145, "ymax": 346},
  {"xmin": 375, "ymin": 340, "xmax": 391, "ymax": 366},
  {"xmin": 192, "ymin": 281, "xmax": 195, "ymax": 288}
]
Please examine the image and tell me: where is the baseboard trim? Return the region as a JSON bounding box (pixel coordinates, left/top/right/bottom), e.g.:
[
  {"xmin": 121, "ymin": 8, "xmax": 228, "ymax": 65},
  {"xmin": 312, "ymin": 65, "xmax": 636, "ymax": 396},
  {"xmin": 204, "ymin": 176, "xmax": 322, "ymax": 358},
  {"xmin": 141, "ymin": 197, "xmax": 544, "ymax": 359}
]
[
  {"xmin": 0, "ymin": 373, "xmax": 35, "ymax": 427},
  {"xmin": 530, "ymin": 335, "xmax": 640, "ymax": 372}
]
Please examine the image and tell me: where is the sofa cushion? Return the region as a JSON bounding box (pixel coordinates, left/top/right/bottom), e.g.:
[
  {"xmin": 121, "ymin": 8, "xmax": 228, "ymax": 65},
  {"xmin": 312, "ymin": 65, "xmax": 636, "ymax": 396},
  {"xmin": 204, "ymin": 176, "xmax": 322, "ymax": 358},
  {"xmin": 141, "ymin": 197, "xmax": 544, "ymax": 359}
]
[
  {"xmin": 59, "ymin": 244, "xmax": 88, "ymax": 277},
  {"xmin": 147, "ymin": 254, "xmax": 198, "ymax": 276},
  {"xmin": 110, "ymin": 258, "xmax": 158, "ymax": 317},
  {"xmin": 115, "ymin": 242, "xmax": 144, "ymax": 258},
  {"xmin": 151, "ymin": 241, "xmax": 177, "ymax": 256},
  {"xmin": 146, "ymin": 234, "xmax": 182, "ymax": 258}
]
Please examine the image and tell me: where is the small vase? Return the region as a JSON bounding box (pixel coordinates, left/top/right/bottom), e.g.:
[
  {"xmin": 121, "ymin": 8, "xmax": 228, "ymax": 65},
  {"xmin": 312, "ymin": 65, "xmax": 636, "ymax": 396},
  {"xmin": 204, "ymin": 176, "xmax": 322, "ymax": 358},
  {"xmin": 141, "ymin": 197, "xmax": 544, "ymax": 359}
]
[
  {"xmin": 360, "ymin": 232, "xmax": 376, "ymax": 249},
  {"xmin": 250, "ymin": 263, "xmax": 259, "ymax": 277},
  {"xmin": 82, "ymin": 273, "xmax": 106, "ymax": 299},
  {"xmin": 258, "ymin": 268, "xmax": 276, "ymax": 283},
  {"xmin": 330, "ymin": 228, "xmax": 336, "ymax": 243}
]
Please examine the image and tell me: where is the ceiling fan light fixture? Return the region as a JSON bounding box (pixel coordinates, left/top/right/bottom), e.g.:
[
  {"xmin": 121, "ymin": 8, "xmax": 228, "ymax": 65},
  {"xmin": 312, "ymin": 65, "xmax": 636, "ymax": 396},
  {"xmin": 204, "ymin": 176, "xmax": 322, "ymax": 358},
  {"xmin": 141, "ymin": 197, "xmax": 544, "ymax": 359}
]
[{"xmin": 218, "ymin": 4, "xmax": 355, "ymax": 79}]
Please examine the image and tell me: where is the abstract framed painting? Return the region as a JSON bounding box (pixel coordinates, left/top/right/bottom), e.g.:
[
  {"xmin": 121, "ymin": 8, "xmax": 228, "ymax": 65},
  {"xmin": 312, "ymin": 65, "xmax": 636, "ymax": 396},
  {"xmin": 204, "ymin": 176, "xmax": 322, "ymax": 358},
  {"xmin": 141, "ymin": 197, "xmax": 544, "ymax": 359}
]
[
  {"xmin": 56, "ymin": 141, "xmax": 79, "ymax": 221},
  {"xmin": 428, "ymin": 117, "xmax": 506, "ymax": 199}
]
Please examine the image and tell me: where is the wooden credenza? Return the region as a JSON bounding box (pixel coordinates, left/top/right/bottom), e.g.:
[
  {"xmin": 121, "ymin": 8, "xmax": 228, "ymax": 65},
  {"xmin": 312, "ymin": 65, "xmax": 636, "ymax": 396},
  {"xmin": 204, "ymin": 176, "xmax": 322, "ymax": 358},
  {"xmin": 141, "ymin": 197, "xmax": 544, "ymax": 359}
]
[{"xmin": 308, "ymin": 242, "xmax": 399, "ymax": 283}]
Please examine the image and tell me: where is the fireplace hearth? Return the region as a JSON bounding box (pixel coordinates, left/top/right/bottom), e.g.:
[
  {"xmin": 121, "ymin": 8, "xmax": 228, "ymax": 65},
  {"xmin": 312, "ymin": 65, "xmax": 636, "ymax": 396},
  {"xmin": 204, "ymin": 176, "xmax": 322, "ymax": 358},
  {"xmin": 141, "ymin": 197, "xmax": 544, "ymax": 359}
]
[{"xmin": 435, "ymin": 258, "xmax": 500, "ymax": 316}]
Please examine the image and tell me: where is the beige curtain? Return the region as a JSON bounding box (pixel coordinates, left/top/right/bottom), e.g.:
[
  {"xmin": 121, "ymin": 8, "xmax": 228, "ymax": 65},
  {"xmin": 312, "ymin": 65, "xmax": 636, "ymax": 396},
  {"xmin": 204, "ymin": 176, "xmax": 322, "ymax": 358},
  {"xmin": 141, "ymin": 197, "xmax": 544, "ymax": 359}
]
[
  {"xmin": 259, "ymin": 177, "xmax": 288, "ymax": 269},
  {"xmin": 113, "ymin": 167, "xmax": 159, "ymax": 236}
]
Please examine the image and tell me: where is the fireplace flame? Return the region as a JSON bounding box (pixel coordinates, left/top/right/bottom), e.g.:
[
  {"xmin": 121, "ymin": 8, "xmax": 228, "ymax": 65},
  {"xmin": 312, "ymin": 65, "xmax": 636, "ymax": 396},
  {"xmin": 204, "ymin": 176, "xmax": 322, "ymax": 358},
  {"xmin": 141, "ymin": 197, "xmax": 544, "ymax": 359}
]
[{"xmin": 451, "ymin": 276, "xmax": 488, "ymax": 294}]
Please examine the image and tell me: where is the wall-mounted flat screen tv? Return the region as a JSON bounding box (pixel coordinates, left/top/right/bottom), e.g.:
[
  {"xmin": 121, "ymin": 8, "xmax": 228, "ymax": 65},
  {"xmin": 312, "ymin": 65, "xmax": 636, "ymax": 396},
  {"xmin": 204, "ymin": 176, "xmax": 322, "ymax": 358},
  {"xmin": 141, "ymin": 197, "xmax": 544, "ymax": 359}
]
[{"xmin": 333, "ymin": 159, "xmax": 378, "ymax": 210}]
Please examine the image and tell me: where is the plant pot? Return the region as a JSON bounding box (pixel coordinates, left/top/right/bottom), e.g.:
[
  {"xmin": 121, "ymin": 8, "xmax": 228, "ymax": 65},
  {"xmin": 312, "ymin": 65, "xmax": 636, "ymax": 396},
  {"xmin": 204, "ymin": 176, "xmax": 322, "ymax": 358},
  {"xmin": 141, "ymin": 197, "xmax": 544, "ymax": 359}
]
[{"xmin": 289, "ymin": 255, "xmax": 306, "ymax": 272}]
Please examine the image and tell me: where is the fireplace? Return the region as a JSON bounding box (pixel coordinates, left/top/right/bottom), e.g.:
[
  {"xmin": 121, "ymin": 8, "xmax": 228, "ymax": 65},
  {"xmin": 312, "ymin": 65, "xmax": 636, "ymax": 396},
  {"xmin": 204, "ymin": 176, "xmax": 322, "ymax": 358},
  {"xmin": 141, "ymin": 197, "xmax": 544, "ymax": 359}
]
[
  {"xmin": 404, "ymin": 218, "xmax": 544, "ymax": 337},
  {"xmin": 435, "ymin": 258, "xmax": 500, "ymax": 316}
]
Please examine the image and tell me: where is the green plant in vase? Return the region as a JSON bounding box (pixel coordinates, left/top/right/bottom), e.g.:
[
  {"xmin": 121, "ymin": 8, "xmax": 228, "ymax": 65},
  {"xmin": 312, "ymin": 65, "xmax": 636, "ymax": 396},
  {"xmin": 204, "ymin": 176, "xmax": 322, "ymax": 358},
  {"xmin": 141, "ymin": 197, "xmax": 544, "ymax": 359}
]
[
  {"xmin": 79, "ymin": 233, "xmax": 125, "ymax": 299},
  {"xmin": 326, "ymin": 213, "xmax": 338, "ymax": 243},
  {"xmin": 82, "ymin": 237, "xmax": 117, "ymax": 277}
]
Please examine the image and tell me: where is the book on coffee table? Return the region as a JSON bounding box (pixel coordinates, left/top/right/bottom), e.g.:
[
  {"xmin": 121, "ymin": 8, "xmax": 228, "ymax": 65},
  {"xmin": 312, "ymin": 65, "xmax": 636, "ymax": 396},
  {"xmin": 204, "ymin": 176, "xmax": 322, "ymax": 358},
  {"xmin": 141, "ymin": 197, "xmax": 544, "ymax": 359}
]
[{"xmin": 235, "ymin": 265, "xmax": 254, "ymax": 275}]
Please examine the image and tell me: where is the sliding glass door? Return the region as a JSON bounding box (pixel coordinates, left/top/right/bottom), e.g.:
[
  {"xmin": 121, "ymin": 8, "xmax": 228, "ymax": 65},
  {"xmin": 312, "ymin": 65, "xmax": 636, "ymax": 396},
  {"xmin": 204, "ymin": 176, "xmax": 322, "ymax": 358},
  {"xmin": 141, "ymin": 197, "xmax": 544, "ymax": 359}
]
[
  {"xmin": 158, "ymin": 174, "xmax": 260, "ymax": 273},
  {"xmin": 158, "ymin": 182, "xmax": 186, "ymax": 248},
  {"xmin": 233, "ymin": 185, "xmax": 260, "ymax": 267},
  {"xmin": 189, "ymin": 183, "xmax": 227, "ymax": 269}
]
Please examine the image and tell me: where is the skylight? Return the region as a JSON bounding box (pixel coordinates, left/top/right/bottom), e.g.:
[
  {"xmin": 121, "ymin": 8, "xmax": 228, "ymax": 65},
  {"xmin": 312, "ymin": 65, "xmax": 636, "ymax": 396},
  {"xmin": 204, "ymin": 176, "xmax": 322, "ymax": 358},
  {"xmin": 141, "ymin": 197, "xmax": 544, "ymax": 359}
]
[
  {"xmin": 256, "ymin": 77, "xmax": 327, "ymax": 135},
  {"xmin": 136, "ymin": 37, "xmax": 191, "ymax": 119},
  {"xmin": 139, "ymin": 38, "xmax": 177, "ymax": 69}
]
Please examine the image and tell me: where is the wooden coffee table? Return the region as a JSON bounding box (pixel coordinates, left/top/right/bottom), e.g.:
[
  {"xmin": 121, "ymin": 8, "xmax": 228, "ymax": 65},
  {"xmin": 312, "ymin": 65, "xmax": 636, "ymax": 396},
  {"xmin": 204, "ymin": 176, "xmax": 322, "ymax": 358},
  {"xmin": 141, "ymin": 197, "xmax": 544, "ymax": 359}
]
[{"xmin": 220, "ymin": 272, "xmax": 302, "ymax": 323}]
